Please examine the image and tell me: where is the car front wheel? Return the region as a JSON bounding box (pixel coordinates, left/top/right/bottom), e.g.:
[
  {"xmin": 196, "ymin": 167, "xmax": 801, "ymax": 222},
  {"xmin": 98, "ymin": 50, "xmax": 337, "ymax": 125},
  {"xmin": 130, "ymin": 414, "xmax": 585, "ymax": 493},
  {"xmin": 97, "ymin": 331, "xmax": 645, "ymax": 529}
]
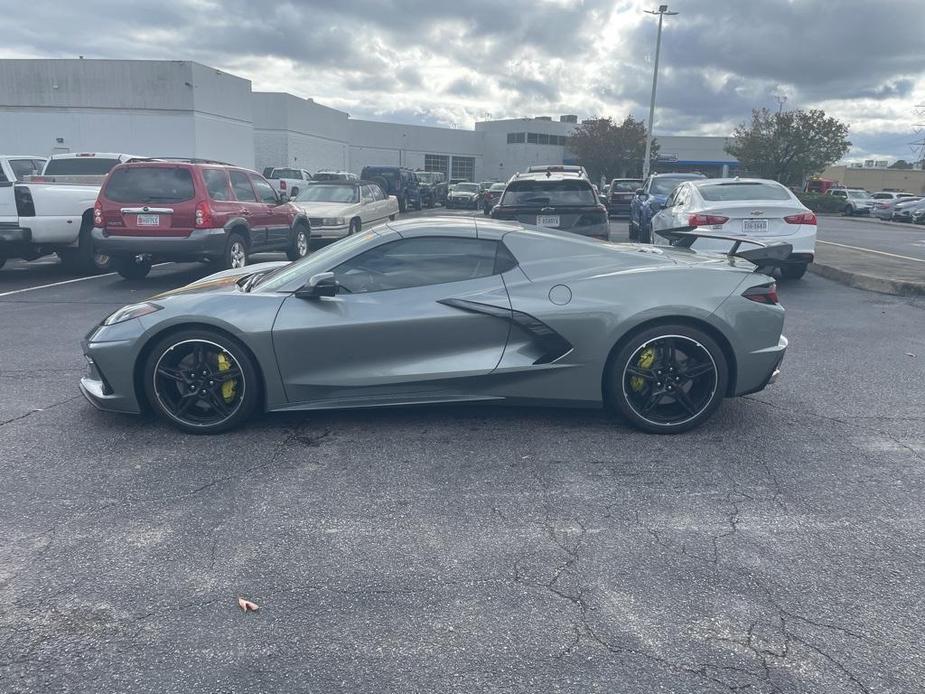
[
  {"xmin": 143, "ymin": 330, "xmax": 260, "ymax": 434},
  {"xmin": 222, "ymin": 232, "xmax": 248, "ymax": 270},
  {"xmin": 287, "ymin": 224, "xmax": 310, "ymax": 261},
  {"xmin": 606, "ymin": 325, "xmax": 729, "ymax": 434}
]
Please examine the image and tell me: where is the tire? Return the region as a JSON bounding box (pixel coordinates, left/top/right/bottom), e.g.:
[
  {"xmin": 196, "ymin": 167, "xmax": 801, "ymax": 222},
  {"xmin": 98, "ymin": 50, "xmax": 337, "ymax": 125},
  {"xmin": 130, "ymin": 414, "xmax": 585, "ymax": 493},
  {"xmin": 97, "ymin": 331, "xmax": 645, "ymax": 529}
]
[
  {"xmin": 59, "ymin": 221, "xmax": 112, "ymax": 275},
  {"xmin": 287, "ymin": 224, "xmax": 310, "ymax": 261},
  {"xmin": 389, "ymin": 214, "xmax": 396, "ymax": 221},
  {"xmin": 348, "ymin": 218, "xmax": 361, "ymax": 236},
  {"xmin": 114, "ymin": 255, "xmax": 152, "ymax": 280},
  {"xmin": 605, "ymin": 324, "xmax": 729, "ymax": 434},
  {"xmin": 780, "ymin": 263, "xmax": 808, "ymax": 280},
  {"xmin": 142, "ymin": 328, "xmax": 260, "ymax": 434},
  {"xmin": 290, "ymin": 187, "xmax": 299, "ymax": 198},
  {"xmin": 221, "ymin": 231, "xmax": 248, "ymax": 270}
]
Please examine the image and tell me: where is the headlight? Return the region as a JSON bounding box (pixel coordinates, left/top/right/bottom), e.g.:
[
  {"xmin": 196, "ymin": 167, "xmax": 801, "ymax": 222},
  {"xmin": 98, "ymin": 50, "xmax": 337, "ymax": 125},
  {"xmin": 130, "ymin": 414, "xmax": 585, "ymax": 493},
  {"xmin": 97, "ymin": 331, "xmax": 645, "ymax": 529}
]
[
  {"xmin": 103, "ymin": 302, "xmax": 162, "ymax": 326},
  {"xmin": 322, "ymin": 217, "xmax": 345, "ymax": 226}
]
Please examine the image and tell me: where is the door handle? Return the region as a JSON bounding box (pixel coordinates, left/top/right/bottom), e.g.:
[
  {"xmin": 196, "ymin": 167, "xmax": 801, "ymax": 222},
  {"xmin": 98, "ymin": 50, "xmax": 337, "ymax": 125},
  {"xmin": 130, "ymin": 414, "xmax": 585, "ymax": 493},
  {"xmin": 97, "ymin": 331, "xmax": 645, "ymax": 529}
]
[{"xmin": 240, "ymin": 208, "xmax": 250, "ymax": 216}]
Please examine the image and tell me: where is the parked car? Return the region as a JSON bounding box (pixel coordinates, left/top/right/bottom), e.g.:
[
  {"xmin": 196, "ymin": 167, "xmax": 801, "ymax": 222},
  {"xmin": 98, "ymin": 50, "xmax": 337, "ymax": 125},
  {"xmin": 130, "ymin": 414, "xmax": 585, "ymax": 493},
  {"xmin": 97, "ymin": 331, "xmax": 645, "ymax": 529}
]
[
  {"xmin": 525, "ymin": 164, "xmax": 589, "ymax": 179},
  {"xmin": 872, "ymin": 196, "xmax": 921, "ymax": 220},
  {"xmin": 827, "ymin": 188, "xmax": 874, "ymax": 216},
  {"xmin": 630, "ymin": 173, "xmax": 707, "ymax": 242},
  {"xmin": 871, "ymin": 191, "xmax": 916, "ymax": 201},
  {"xmin": 93, "ymin": 160, "xmax": 309, "ymax": 279},
  {"xmin": 360, "ymin": 166, "xmax": 422, "ymax": 213},
  {"xmin": 491, "ymin": 171, "xmax": 608, "ymax": 239},
  {"xmin": 446, "ymin": 182, "xmax": 481, "ymax": 209},
  {"xmin": 265, "ymin": 167, "xmax": 312, "ymax": 198},
  {"xmin": 37, "ymin": 152, "xmax": 142, "ymax": 181},
  {"xmin": 312, "ymin": 171, "xmax": 358, "ymax": 182},
  {"xmin": 290, "ymin": 180, "xmax": 398, "ymax": 241},
  {"xmin": 80, "ymin": 216, "xmax": 788, "ymax": 435},
  {"xmin": 650, "ymin": 177, "xmax": 816, "ymax": 280},
  {"xmin": 415, "ymin": 171, "xmax": 448, "ymax": 207},
  {"xmin": 893, "ymin": 197, "xmax": 925, "ymax": 223},
  {"xmin": 608, "ymin": 178, "xmax": 643, "ymax": 217},
  {"xmin": 0, "ymin": 153, "xmax": 119, "ymax": 273},
  {"xmin": 912, "ymin": 203, "xmax": 925, "ymax": 225},
  {"xmin": 481, "ymin": 182, "xmax": 507, "ymax": 215}
]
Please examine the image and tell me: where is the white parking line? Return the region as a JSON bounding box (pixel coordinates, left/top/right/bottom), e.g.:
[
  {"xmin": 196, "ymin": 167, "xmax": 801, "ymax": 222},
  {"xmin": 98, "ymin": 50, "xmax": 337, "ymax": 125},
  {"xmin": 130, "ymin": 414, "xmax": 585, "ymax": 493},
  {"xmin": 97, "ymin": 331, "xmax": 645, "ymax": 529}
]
[
  {"xmin": 0, "ymin": 272, "xmax": 119, "ymax": 298},
  {"xmin": 817, "ymin": 240, "xmax": 925, "ymax": 263}
]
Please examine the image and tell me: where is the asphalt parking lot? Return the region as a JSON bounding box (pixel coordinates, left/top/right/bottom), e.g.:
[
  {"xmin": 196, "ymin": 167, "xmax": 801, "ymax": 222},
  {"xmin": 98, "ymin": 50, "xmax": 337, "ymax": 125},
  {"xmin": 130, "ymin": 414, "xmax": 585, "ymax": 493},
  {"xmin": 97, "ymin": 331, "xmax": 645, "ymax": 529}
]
[{"xmin": 1, "ymin": 212, "xmax": 923, "ymax": 693}]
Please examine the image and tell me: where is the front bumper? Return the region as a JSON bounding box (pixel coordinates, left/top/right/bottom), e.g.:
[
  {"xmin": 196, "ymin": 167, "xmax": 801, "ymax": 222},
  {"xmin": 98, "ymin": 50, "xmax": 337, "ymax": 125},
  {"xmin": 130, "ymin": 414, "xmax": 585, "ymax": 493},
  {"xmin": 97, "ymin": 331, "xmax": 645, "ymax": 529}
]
[
  {"xmin": 447, "ymin": 197, "xmax": 477, "ymax": 208},
  {"xmin": 92, "ymin": 227, "xmax": 227, "ymax": 260},
  {"xmin": 310, "ymin": 224, "xmax": 350, "ymax": 239},
  {"xmin": 78, "ymin": 323, "xmax": 146, "ymax": 415}
]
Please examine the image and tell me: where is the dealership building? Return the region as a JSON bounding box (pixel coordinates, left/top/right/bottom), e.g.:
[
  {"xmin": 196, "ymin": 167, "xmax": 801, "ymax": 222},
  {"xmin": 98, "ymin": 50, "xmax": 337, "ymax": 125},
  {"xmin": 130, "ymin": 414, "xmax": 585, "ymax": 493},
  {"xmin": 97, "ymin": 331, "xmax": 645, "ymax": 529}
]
[{"xmin": 0, "ymin": 59, "xmax": 738, "ymax": 181}]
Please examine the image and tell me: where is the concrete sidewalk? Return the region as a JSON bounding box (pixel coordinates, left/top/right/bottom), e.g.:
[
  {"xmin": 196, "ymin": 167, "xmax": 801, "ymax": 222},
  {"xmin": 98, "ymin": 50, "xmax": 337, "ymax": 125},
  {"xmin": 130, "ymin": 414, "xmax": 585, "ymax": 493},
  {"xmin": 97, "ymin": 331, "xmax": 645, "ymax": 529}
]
[{"xmin": 809, "ymin": 241, "xmax": 925, "ymax": 297}]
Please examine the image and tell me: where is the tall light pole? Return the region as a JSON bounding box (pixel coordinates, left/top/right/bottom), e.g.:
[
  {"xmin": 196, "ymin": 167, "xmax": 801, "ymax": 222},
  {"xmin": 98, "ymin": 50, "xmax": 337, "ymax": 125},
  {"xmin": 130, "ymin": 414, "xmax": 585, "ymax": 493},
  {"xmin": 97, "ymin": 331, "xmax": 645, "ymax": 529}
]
[{"xmin": 641, "ymin": 4, "xmax": 678, "ymax": 180}]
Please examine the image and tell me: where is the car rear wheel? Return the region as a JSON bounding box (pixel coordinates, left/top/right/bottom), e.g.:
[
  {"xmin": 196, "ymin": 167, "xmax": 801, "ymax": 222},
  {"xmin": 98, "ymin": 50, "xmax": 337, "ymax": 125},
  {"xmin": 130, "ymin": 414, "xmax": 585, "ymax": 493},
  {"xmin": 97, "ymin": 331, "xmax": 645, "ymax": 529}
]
[
  {"xmin": 287, "ymin": 224, "xmax": 310, "ymax": 261},
  {"xmin": 114, "ymin": 255, "xmax": 152, "ymax": 280},
  {"xmin": 780, "ymin": 263, "xmax": 808, "ymax": 280},
  {"xmin": 222, "ymin": 232, "xmax": 248, "ymax": 270},
  {"xmin": 606, "ymin": 325, "xmax": 728, "ymax": 434},
  {"xmin": 143, "ymin": 330, "xmax": 259, "ymax": 434}
]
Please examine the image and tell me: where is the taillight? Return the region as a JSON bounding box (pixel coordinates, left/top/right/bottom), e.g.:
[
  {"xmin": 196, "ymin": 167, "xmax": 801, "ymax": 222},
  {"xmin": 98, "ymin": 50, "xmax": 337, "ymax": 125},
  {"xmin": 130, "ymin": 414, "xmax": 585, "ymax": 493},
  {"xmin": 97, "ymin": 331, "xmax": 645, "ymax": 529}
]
[
  {"xmin": 195, "ymin": 200, "xmax": 214, "ymax": 228},
  {"xmin": 742, "ymin": 283, "xmax": 779, "ymax": 305},
  {"xmin": 784, "ymin": 212, "xmax": 817, "ymax": 225},
  {"xmin": 14, "ymin": 186, "xmax": 35, "ymax": 217},
  {"xmin": 279, "ymin": 180, "xmax": 287, "ymax": 190},
  {"xmin": 689, "ymin": 213, "xmax": 729, "ymax": 226},
  {"xmin": 93, "ymin": 200, "xmax": 103, "ymax": 227}
]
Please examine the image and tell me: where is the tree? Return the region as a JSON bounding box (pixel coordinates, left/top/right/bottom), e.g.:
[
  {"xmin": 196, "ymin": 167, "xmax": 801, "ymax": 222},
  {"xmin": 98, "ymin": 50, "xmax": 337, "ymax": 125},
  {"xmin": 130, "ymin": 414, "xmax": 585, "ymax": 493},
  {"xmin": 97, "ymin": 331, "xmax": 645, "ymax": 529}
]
[
  {"xmin": 725, "ymin": 108, "xmax": 851, "ymax": 186},
  {"xmin": 566, "ymin": 116, "xmax": 657, "ymax": 182},
  {"xmin": 889, "ymin": 159, "xmax": 913, "ymax": 169}
]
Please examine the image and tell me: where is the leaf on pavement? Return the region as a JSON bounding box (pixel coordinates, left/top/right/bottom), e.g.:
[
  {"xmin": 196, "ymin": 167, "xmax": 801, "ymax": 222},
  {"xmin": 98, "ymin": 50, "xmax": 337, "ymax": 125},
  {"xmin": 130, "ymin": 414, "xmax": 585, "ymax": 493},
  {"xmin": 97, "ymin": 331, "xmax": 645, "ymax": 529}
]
[{"xmin": 238, "ymin": 597, "xmax": 260, "ymax": 612}]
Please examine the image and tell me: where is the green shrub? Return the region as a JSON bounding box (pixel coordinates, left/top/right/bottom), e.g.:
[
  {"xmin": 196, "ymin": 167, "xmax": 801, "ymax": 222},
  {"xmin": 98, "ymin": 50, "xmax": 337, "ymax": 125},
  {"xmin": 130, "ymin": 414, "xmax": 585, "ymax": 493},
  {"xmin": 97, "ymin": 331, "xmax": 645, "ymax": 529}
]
[{"xmin": 796, "ymin": 192, "xmax": 846, "ymax": 213}]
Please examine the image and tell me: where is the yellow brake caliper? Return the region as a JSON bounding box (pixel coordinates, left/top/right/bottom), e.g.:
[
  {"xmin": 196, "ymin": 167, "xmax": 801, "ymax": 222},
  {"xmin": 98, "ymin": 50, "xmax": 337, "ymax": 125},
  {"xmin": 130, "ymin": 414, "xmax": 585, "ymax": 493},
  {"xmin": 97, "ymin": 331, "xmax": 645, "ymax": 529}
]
[
  {"xmin": 630, "ymin": 347, "xmax": 656, "ymax": 392},
  {"xmin": 217, "ymin": 352, "xmax": 237, "ymax": 403}
]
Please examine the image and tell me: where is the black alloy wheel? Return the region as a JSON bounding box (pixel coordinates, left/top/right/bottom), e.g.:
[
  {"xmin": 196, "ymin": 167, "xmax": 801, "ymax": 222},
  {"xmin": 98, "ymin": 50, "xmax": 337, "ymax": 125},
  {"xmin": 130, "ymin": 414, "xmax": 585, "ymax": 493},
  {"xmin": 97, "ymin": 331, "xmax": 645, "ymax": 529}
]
[
  {"xmin": 608, "ymin": 326, "xmax": 728, "ymax": 433},
  {"xmin": 144, "ymin": 332, "xmax": 259, "ymax": 433}
]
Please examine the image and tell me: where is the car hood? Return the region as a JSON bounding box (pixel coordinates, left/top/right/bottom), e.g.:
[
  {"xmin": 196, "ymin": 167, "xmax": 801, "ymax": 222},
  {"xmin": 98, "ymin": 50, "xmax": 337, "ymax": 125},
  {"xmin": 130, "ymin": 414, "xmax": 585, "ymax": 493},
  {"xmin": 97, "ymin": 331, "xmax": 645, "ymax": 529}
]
[
  {"xmin": 151, "ymin": 261, "xmax": 290, "ymax": 299},
  {"xmin": 292, "ymin": 201, "xmax": 357, "ymax": 216}
]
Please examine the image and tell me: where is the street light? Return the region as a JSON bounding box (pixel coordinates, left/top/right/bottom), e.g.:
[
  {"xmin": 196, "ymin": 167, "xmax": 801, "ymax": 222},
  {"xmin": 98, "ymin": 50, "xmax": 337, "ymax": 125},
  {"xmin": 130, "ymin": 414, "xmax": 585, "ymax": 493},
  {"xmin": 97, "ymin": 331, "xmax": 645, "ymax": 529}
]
[{"xmin": 641, "ymin": 4, "xmax": 678, "ymax": 180}]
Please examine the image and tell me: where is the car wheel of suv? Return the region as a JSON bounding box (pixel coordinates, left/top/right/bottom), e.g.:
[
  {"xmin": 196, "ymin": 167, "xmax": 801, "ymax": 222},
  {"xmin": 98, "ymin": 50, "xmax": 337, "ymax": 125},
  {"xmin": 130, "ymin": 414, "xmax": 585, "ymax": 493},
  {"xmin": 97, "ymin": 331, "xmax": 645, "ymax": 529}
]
[
  {"xmin": 287, "ymin": 224, "xmax": 310, "ymax": 261},
  {"xmin": 781, "ymin": 263, "xmax": 808, "ymax": 280},
  {"xmin": 143, "ymin": 329, "xmax": 260, "ymax": 434},
  {"xmin": 606, "ymin": 325, "xmax": 728, "ymax": 434},
  {"xmin": 222, "ymin": 232, "xmax": 248, "ymax": 270},
  {"xmin": 114, "ymin": 255, "xmax": 152, "ymax": 280},
  {"xmin": 290, "ymin": 187, "xmax": 299, "ymax": 198}
]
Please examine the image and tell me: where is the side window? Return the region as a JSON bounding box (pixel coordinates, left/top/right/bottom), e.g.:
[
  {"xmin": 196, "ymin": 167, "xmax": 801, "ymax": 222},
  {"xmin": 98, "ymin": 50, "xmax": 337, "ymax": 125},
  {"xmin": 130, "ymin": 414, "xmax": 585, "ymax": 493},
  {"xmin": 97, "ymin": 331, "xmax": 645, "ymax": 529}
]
[
  {"xmin": 8, "ymin": 159, "xmax": 42, "ymax": 180},
  {"xmin": 333, "ymin": 237, "xmax": 502, "ymax": 294},
  {"xmin": 361, "ymin": 185, "xmax": 375, "ymax": 203},
  {"xmin": 230, "ymin": 171, "xmax": 258, "ymax": 202},
  {"xmin": 202, "ymin": 169, "xmax": 232, "ymax": 201},
  {"xmin": 665, "ymin": 188, "xmax": 679, "ymax": 208},
  {"xmin": 250, "ymin": 174, "xmax": 279, "ymax": 204}
]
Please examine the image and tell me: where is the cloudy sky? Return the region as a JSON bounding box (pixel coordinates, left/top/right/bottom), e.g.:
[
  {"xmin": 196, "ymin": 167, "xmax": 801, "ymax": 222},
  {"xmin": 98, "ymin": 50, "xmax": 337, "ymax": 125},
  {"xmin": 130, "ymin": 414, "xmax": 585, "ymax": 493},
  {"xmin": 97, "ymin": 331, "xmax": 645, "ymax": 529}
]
[{"xmin": 3, "ymin": 0, "xmax": 924, "ymax": 161}]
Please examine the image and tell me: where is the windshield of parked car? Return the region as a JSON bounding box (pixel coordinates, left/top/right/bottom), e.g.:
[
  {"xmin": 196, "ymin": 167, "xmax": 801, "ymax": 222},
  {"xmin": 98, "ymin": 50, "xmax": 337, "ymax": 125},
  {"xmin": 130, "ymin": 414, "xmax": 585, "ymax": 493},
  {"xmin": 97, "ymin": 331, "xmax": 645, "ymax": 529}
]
[
  {"xmin": 611, "ymin": 180, "xmax": 642, "ymax": 192},
  {"xmin": 363, "ymin": 168, "xmax": 398, "ymax": 182},
  {"xmin": 104, "ymin": 166, "xmax": 195, "ymax": 203},
  {"xmin": 297, "ymin": 185, "xmax": 359, "ymax": 203},
  {"xmin": 454, "ymin": 183, "xmax": 479, "ymax": 193},
  {"xmin": 44, "ymin": 157, "xmax": 122, "ymax": 175},
  {"xmin": 847, "ymin": 190, "xmax": 871, "ymax": 199},
  {"xmin": 650, "ymin": 177, "xmax": 697, "ymax": 196},
  {"xmin": 502, "ymin": 179, "xmax": 597, "ymax": 206},
  {"xmin": 698, "ymin": 182, "xmax": 792, "ymax": 201},
  {"xmin": 270, "ymin": 168, "xmax": 301, "ymax": 179}
]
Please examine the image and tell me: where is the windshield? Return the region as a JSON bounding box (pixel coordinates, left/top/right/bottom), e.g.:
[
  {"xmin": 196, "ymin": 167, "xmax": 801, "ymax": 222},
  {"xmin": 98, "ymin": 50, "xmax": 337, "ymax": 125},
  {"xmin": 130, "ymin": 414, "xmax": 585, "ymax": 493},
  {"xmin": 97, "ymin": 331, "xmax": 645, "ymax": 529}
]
[
  {"xmin": 847, "ymin": 191, "xmax": 871, "ymax": 199},
  {"xmin": 256, "ymin": 231, "xmax": 377, "ymax": 292},
  {"xmin": 502, "ymin": 179, "xmax": 597, "ymax": 206},
  {"xmin": 44, "ymin": 157, "xmax": 122, "ymax": 175},
  {"xmin": 454, "ymin": 183, "xmax": 479, "ymax": 193},
  {"xmin": 296, "ymin": 185, "xmax": 358, "ymax": 203},
  {"xmin": 104, "ymin": 166, "xmax": 195, "ymax": 203},
  {"xmin": 650, "ymin": 177, "xmax": 696, "ymax": 196},
  {"xmin": 698, "ymin": 182, "xmax": 792, "ymax": 201},
  {"xmin": 416, "ymin": 173, "xmax": 438, "ymax": 184},
  {"xmin": 611, "ymin": 180, "xmax": 642, "ymax": 192},
  {"xmin": 270, "ymin": 168, "xmax": 301, "ymax": 179}
]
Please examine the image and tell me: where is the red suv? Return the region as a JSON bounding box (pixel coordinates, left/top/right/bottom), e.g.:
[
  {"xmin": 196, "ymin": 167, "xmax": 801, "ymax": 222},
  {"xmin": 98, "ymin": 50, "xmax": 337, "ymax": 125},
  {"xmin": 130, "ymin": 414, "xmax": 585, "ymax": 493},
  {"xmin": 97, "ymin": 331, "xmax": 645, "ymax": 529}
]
[{"xmin": 92, "ymin": 160, "xmax": 310, "ymax": 279}]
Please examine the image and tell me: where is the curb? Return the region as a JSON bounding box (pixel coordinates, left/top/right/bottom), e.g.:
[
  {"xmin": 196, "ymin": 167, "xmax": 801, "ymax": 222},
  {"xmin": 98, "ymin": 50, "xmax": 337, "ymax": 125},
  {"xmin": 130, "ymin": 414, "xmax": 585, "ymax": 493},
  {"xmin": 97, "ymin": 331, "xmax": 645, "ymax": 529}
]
[
  {"xmin": 831, "ymin": 215, "xmax": 919, "ymax": 228},
  {"xmin": 808, "ymin": 262, "xmax": 925, "ymax": 297}
]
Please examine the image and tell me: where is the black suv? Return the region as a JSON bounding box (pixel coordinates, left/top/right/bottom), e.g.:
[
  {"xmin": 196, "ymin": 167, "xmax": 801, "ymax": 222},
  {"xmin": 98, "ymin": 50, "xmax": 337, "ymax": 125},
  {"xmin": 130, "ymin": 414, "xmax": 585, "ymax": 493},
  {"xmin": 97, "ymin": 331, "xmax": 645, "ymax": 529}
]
[
  {"xmin": 415, "ymin": 171, "xmax": 448, "ymax": 207},
  {"xmin": 359, "ymin": 166, "xmax": 422, "ymax": 212},
  {"xmin": 490, "ymin": 172, "xmax": 609, "ymax": 240}
]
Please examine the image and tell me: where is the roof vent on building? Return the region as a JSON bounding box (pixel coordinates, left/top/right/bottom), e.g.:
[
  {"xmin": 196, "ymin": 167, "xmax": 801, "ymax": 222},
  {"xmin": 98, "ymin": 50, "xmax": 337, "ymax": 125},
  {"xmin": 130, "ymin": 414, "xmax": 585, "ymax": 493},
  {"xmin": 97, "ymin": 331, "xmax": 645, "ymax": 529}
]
[
  {"xmin": 560, "ymin": 115, "xmax": 578, "ymax": 123},
  {"xmin": 535, "ymin": 116, "xmax": 552, "ymax": 121}
]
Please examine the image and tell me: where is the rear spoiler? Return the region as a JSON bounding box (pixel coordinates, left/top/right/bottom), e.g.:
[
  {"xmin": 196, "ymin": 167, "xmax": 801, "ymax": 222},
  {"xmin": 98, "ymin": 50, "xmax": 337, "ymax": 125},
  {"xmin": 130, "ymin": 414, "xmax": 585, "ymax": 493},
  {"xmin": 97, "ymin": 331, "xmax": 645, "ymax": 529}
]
[{"xmin": 654, "ymin": 226, "xmax": 793, "ymax": 268}]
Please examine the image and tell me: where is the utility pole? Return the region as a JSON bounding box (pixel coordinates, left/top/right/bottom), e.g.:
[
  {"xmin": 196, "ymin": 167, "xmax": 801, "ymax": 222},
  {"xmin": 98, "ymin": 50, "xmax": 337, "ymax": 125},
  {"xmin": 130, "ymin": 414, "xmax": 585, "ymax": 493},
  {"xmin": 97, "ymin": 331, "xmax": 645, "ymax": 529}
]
[{"xmin": 641, "ymin": 4, "xmax": 677, "ymax": 180}]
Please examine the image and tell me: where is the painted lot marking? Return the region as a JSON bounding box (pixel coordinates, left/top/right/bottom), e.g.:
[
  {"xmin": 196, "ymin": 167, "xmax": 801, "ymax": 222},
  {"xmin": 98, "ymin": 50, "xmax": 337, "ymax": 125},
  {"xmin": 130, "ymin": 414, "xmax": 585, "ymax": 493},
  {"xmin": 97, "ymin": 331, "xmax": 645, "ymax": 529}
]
[
  {"xmin": 817, "ymin": 240, "xmax": 925, "ymax": 263},
  {"xmin": 0, "ymin": 263, "xmax": 173, "ymax": 298}
]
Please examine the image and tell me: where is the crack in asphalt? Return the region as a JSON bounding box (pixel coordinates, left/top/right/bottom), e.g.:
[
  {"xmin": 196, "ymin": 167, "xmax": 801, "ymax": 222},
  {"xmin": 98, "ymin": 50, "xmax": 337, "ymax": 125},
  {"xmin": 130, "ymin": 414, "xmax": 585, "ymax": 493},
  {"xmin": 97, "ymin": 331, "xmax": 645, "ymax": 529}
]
[{"xmin": 0, "ymin": 394, "xmax": 81, "ymax": 428}]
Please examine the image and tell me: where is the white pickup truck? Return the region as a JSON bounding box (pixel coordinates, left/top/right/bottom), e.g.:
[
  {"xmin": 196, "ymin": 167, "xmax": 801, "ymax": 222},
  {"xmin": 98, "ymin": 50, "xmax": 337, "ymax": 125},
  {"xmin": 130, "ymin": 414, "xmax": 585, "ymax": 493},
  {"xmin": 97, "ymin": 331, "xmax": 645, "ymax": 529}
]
[
  {"xmin": 0, "ymin": 153, "xmax": 140, "ymax": 273},
  {"xmin": 265, "ymin": 167, "xmax": 312, "ymax": 198}
]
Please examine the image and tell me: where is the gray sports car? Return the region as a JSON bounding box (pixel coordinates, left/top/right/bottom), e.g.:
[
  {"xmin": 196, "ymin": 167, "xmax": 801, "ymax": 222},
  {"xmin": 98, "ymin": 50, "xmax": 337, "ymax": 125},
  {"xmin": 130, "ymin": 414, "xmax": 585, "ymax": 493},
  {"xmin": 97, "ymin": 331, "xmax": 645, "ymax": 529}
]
[{"xmin": 80, "ymin": 217, "xmax": 788, "ymax": 434}]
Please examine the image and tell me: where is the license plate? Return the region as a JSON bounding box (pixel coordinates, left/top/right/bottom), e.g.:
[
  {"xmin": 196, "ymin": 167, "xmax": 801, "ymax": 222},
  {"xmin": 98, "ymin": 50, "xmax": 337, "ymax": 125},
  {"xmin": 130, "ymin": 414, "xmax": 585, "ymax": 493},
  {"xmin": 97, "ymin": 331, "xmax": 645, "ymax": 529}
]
[
  {"xmin": 536, "ymin": 215, "xmax": 560, "ymax": 228},
  {"xmin": 742, "ymin": 219, "xmax": 768, "ymax": 233},
  {"xmin": 136, "ymin": 214, "xmax": 160, "ymax": 226}
]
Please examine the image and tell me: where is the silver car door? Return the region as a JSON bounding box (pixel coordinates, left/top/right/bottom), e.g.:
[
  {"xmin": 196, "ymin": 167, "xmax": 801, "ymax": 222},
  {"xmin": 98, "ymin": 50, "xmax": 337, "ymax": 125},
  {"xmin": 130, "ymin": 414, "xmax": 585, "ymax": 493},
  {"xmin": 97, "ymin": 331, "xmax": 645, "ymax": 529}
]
[{"xmin": 271, "ymin": 236, "xmax": 513, "ymax": 405}]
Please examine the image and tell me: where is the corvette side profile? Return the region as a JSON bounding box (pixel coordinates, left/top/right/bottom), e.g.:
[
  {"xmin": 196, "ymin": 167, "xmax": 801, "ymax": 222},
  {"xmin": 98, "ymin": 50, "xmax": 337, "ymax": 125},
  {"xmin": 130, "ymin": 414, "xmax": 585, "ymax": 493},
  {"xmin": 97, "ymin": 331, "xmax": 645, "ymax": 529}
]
[{"xmin": 80, "ymin": 217, "xmax": 788, "ymax": 435}]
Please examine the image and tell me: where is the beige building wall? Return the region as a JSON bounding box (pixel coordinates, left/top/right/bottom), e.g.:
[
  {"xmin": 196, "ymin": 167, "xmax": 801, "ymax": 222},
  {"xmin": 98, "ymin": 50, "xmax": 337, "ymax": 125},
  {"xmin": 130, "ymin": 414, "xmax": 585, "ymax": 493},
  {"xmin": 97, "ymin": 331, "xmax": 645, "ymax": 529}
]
[{"xmin": 821, "ymin": 166, "xmax": 925, "ymax": 194}]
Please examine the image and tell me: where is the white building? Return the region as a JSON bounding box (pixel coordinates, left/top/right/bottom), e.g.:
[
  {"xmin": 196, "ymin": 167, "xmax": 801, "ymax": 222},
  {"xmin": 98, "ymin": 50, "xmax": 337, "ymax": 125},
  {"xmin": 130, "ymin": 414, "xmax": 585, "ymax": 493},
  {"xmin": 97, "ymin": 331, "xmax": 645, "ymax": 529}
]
[{"xmin": 0, "ymin": 58, "xmax": 737, "ymax": 181}]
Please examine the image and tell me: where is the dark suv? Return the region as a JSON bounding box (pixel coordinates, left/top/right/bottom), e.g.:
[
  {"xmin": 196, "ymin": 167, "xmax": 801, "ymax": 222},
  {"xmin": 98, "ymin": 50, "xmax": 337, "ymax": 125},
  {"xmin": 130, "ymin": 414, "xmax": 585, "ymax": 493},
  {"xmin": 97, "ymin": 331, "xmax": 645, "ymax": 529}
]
[
  {"xmin": 607, "ymin": 178, "xmax": 643, "ymax": 217},
  {"xmin": 490, "ymin": 172, "xmax": 609, "ymax": 239},
  {"xmin": 93, "ymin": 160, "xmax": 309, "ymax": 279},
  {"xmin": 359, "ymin": 166, "xmax": 422, "ymax": 212},
  {"xmin": 415, "ymin": 171, "xmax": 448, "ymax": 207}
]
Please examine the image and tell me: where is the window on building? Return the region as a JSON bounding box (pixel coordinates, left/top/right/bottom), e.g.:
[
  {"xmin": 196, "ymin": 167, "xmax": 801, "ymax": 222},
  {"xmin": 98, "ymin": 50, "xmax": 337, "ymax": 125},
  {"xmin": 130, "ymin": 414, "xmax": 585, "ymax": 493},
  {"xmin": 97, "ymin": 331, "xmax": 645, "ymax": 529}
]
[
  {"xmin": 537, "ymin": 133, "xmax": 549, "ymax": 145},
  {"xmin": 527, "ymin": 132, "xmax": 539, "ymax": 144},
  {"xmin": 451, "ymin": 156, "xmax": 475, "ymax": 182},
  {"xmin": 507, "ymin": 132, "xmax": 526, "ymax": 144},
  {"xmin": 424, "ymin": 154, "xmax": 450, "ymax": 177}
]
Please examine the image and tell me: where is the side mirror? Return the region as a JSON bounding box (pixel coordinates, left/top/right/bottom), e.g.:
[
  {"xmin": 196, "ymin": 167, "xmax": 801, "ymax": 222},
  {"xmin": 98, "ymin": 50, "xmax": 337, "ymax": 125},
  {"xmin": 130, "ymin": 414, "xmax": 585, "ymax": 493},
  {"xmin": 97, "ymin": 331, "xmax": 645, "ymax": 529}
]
[
  {"xmin": 635, "ymin": 189, "xmax": 647, "ymax": 198},
  {"xmin": 278, "ymin": 192, "xmax": 290, "ymax": 203},
  {"xmin": 296, "ymin": 272, "xmax": 337, "ymax": 300}
]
